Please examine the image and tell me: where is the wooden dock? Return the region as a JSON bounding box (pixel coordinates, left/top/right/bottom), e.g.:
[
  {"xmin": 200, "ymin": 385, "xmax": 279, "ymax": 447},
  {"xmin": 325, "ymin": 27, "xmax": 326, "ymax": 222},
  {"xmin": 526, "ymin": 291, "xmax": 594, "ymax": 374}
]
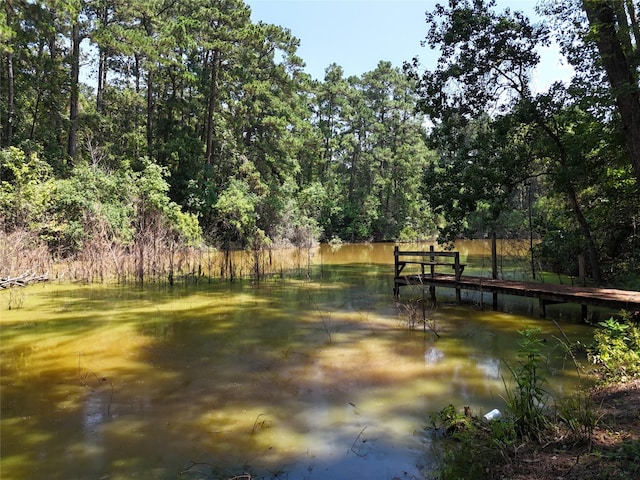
[{"xmin": 393, "ymin": 247, "xmax": 640, "ymax": 318}]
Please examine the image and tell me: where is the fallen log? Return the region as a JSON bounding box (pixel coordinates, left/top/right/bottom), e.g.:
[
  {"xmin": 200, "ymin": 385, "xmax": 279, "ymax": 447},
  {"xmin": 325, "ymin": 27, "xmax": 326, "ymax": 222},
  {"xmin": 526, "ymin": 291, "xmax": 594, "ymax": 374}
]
[{"xmin": 0, "ymin": 271, "xmax": 49, "ymax": 289}]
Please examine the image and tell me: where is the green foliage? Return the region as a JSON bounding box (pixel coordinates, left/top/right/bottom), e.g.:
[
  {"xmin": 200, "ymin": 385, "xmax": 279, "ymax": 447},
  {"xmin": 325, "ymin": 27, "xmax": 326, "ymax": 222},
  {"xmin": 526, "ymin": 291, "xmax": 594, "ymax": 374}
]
[
  {"xmin": 556, "ymin": 391, "xmax": 599, "ymax": 447},
  {"xmin": 487, "ymin": 416, "xmax": 517, "ymax": 453},
  {"xmin": 429, "ymin": 404, "xmax": 471, "ymax": 433},
  {"xmin": 46, "ymin": 163, "xmax": 135, "ymax": 254},
  {"xmin": 0, "ymin": 147, "xmax": 54, "ymax": 231},
  {"xmin": 2, "ymin": 0, "xmax": 639, "ymax": 278},
  {"xmin": 428, "ymin": 405, "xmax": 484, "ymax": 480},
  {"xmin": 429, "ymin": 405, "xmax": 516, "ymax": 480},
  {"xmin": 607, "ymin": 439, "xmax": 640, "ymax": 473},
  {"xmin": 312, "ymin": 62, "xmax": 435, "ymax": 242},
  {"xmin": 4, "ymin": 0, "xmax": 440, "ymax": 251},
  {"xmin": 405, "ymin": 0, "xmax": 551, "ymax": 244},
  {"xmin": 0, "ymin": 146, "xmax": 200, "ymax": 258},
  {"xmin": 423, "ymin": 114, "xmax": 535, "ymax": 243},
  {"xmin": 533, "ymin": 226, "xmax": 584, "ymax": 276},
  {"xmin": 166, "ymin": 206, "xmax": 201, "ymax": 246},
  {"xmin": 408, "ymin": 0, "xmax": 547, "ymax": 118},
  {"xmin": 408, "ymin": 0, "xmax": 640, "ymax": 284},
  {"xmin": 430, "ymin": 328, "xmax": 552, "ymax": 479},
  {"xmin": 502, "ymin": 327, "xmax": 551, "ymax": 440},
  {"xmin": 429, "ymin": 321, "xmax": 640, "ymax": 479},
  {"xmin": 133, "ymin": 158, "xmax": 202, "ymax": 246},
  {"xmin": 0, "ymin": 9, "xmax": 12, "ymax": 53},
  {"xmin": 212, "ymin": 178, "xmax": 260, "ymax": 250},
  {"xmin": 589, "ymin": 313, "xmax": 640, "ymax": 383}
]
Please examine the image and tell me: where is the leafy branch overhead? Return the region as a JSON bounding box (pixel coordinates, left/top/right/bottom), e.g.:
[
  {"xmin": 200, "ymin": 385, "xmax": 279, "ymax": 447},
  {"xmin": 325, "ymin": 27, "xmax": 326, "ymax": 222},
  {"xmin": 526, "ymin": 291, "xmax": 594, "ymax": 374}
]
[
  {"xmin": 410, "ymin": 0, "xmax": 549, "ymax": 119},
  {"xmin": 404, "ymin": 0, "xmax": 639, "ymax": 285}
]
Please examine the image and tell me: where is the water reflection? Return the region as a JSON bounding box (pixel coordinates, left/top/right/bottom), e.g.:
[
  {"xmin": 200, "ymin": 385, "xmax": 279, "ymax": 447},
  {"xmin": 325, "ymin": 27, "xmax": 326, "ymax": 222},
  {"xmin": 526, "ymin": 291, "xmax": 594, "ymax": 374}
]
[
  {"xmin": 0, "ymin": 242, "xmax": 596, "ymax": 479},
  {"xmin": 423, "ymin": 346, "xmax": 444, "ymax": 365}
]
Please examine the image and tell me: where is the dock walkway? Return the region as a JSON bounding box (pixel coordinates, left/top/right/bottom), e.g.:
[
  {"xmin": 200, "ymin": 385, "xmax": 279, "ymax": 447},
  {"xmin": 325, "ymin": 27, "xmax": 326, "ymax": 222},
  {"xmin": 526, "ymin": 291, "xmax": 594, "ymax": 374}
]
[{"xmin": 393, "ymin": 247, "xmax": 640, "ymax": 318}]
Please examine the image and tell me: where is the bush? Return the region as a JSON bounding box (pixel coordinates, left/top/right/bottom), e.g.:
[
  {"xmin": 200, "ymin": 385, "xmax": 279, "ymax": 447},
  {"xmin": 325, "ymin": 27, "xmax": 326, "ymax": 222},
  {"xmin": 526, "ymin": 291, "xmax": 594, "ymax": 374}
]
[
  {"xmin": 588, "ymin": 313, "xmax": 640, "ymax": 383},
  {"xmin": 0, "ymin": 146, "xmax": 54, "ymax": 232}
]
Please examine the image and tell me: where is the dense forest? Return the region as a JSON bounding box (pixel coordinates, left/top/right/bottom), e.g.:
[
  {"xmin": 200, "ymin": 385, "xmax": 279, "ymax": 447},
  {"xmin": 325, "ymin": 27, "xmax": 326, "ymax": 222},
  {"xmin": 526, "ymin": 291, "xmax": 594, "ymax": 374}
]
[{"xmin": 1, "ymin": 0, "xmax": 639, "ymax": 286}]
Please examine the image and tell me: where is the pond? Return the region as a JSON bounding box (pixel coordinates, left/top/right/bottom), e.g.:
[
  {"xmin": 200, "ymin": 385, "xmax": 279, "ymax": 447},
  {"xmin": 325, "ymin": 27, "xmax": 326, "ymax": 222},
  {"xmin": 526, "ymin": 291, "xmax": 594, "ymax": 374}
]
[{"xmin": 0, "ymin": 241, "xmax": 599, "ymax": 479}]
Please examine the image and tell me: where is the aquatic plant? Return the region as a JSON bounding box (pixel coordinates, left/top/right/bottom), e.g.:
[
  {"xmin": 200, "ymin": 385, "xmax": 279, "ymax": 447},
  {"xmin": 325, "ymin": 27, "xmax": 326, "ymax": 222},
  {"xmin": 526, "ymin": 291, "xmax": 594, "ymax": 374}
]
[
  {"xmin": 250, "ymin": 413, "xmax": 272, "ymax": 434},
  {"xmin": 429, "ymin": 328, "xmax": 552, "ymax": 479},
  {"xmin": 7, "ymin": 287, "xmax": 25, "ymax": 310},
  {"xmin": 502, "ymin": 327, "xmax": 551, "ymax": 440},
  {"xmin": 396, "ymin": 298, "xmax": 439, "ymax": 337}
]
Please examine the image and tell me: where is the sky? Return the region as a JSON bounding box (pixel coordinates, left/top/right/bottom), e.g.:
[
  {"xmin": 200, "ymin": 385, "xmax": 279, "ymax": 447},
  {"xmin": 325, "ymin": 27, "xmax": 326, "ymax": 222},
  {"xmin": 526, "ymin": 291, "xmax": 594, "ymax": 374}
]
[{"xmin": 245, "ymin": 0, "xmax": 574, "ymax": 91}]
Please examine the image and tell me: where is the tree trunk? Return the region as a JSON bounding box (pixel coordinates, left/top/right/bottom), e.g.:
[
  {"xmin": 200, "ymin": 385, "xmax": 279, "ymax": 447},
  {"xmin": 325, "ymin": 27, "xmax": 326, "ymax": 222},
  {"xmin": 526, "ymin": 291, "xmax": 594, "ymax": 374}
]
[
  {"xmin": 613, "ymin": 0, "xmax": 635, "ymax": 57},
  {"xmin": 134, "ymin": 54, "xmax": 141, "ymax": 93},
  {"xmin": 534, "ymin": 114, "xmax": 603, "ymax": 285},
  {"xmin": 96, "ymin": 47, "xmax": 106, "ymax": 112},
  {"xmin": 205, "ymin": 49, "xmax": 220, "ymax": 166},
  {"xmin": 627, "ymin": 0, "xmax": 640, "ymax": 49},
  {"xmin": 96, "ymin": 5, "xmax": 108, "ymax": 114},
  {"xmin": 583, "ymin": 0, "xmax": 640, "ymax": 186},
  {"xmin": 68, "ymin": 21, "xmax": 80, "ymax": 159},
  {"xmin": 4, "ymin": 50, "xmax": 14, "ymax": 146},
  {"xmin": 146, "ymin": 69, "xmax": 153, "ymax": 151},
  {"xmin": 4, "ymin": 0, "xmax": 14, "ymax": 146},
  {"xmin": 566, "ymin": 182, "xmax": 602, "ymax": 285}
]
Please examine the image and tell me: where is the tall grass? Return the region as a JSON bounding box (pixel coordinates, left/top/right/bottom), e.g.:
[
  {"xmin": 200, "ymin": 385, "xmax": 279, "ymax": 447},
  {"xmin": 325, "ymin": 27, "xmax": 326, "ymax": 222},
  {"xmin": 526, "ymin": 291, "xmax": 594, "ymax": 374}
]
[
  {"xmin": 502, "ymin": 327, "xmax": 550, "ymax": 440},
  {"xmin": 0, "ymin": 228, "xmax": 319, "ymax": 285}
]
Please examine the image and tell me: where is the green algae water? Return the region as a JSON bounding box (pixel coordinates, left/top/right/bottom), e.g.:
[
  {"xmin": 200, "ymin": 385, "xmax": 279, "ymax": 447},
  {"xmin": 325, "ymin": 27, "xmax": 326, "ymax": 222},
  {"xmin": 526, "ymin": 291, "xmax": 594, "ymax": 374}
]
[{"xmin": 1, "ymin": 242, "xmax": 597, "ymax": 479}]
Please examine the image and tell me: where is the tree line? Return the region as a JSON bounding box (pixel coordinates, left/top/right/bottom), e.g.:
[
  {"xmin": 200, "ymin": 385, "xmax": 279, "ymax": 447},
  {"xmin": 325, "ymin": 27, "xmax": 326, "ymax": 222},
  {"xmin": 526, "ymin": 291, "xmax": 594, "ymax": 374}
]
[
  {"xmin": 1, "ymin": 0, "xmax": 639, "ymax": 286},
  {"xmin": 1, "ymin": 0, "xmax": 433, "ymax": 257}
]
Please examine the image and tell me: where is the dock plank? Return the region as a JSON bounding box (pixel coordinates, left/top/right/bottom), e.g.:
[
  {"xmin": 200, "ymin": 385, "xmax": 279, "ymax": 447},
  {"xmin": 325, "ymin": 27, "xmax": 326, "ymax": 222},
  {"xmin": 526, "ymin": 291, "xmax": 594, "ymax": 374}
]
[{"xmin": 394, "ymin": 274, "xmax": 640, "ymax": 315}]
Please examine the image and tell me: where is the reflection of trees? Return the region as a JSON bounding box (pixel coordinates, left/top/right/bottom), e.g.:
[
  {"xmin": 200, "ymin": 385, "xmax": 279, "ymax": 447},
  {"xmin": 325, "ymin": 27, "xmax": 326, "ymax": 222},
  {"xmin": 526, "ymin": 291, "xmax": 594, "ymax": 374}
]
[
  {"xmin": 475, "ymin": 357, "xmax": 502, "ymax": 380},
  {"xmin": 424, "ymin": 346, "xmax": 445, "ymax": 365}
]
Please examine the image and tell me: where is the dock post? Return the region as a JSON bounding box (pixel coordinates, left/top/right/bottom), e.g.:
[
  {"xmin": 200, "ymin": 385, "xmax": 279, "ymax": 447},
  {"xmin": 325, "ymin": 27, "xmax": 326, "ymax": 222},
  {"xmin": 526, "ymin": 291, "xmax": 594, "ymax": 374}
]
[
  {"xmin": 454, "ymin": 252, "xmax": 461, "ymax": 302},
  {"xmin": 539, "ymin": 299, "xmax": 547, "ymax": 318},
  {"xmin": 393, "ymin": 246, "xmax": 399, "ymax": 296},
  {"xmin": 429, "ymin": 245, "xmax": 437, "ymax": 303},
  {"xmin": 491, "ymin": 232, "xmax": 498, "ymax": 310},
  {"xmin": 429, "ymin": 245, "xmax": 435, "ymax": 277}
]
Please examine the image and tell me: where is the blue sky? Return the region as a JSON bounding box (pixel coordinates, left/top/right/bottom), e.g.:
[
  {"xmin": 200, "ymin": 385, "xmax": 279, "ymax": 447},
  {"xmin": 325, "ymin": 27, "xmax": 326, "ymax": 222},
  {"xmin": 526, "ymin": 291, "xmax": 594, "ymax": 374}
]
[{"xmin": 245, "ymin": 0, "xmax": 574, "ymax": 91}]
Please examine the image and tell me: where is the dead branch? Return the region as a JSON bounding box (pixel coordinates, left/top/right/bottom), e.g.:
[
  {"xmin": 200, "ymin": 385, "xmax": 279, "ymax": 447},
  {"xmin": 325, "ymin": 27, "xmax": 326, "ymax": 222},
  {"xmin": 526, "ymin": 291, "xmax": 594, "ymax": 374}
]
[{"xmin": 0, "ymin": 270, "xmax": 49, "ymax": 289}]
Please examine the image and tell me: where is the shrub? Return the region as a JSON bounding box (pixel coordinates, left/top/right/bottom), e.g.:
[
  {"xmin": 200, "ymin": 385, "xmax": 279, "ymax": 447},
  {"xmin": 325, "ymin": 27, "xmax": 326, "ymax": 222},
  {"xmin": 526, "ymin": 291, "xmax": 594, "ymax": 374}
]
[{"xmin": 588, "ymin": 313, "xmax": 640, "ymax": 383}]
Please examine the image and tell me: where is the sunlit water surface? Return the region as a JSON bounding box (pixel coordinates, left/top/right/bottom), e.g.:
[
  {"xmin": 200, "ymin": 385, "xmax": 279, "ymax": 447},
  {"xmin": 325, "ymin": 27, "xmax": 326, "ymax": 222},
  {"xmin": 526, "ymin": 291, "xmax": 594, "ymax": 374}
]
[{"xmin": 1, "ymin": 242, "xmax": 599, "ymax": 479}]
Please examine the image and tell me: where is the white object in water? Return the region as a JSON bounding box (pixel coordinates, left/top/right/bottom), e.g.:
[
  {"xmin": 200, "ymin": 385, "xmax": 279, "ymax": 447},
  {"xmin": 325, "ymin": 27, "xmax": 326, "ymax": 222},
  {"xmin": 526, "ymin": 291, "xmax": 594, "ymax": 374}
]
[{"xmin": 482, "ymin": 408, "xmax": 502, "ymax": 422}]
